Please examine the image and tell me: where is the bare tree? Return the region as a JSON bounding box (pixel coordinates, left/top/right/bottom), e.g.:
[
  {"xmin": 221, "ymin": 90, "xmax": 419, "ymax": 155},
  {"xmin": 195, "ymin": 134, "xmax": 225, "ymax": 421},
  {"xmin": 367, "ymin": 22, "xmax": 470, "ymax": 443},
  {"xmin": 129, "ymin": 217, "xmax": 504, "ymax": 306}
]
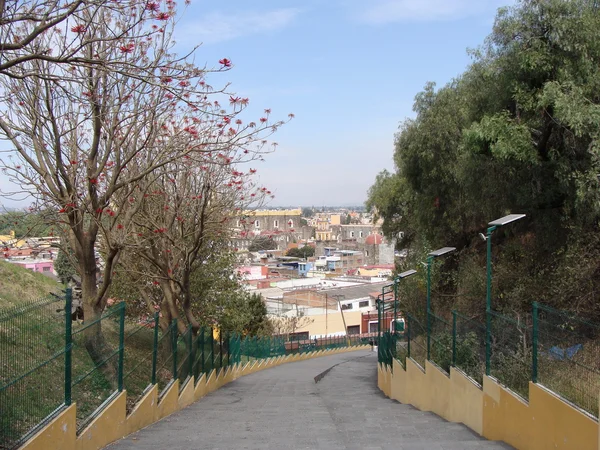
[
  {"xmin": 0, "ymin": 0, "xmax": 160, "ymax": 77},
  {"xmin": 114, "ymin": 115, "xmax": 290, "ymax": 335},
  {"xmin": 0, "ymin": 0, "xmax": 288, "ymax": 370}
]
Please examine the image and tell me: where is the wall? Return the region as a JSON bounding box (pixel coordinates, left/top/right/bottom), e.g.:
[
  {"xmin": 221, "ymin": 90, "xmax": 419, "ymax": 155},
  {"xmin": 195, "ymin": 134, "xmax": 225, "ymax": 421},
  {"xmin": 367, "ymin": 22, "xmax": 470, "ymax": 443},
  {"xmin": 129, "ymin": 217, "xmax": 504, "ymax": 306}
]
[
  {"xmin": 293, "ymin": 310, "xmax": 363, "ymax": 336},
  {"xmin": 21, "ymin": 346, "xmax": 370, "ymax": 450},
  {"xmin": 378, "ymin": 358, "xmax": 599, "ymax": 450}
]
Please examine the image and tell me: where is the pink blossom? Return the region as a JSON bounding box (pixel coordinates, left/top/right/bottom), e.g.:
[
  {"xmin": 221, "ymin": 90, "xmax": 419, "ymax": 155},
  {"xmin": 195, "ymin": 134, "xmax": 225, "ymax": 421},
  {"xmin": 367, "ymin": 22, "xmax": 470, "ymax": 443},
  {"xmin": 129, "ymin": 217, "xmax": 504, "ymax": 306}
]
[
  {"xmin": 71, "ymin": 25, "xmax": 86, "ymax": 33},
  {"xmin": 119, "ymin": 43, "xmax": 135, "ymax": 53},
  {"xmin": 218, "ymin": 58, "xmax": 232, "ymax": 67},
  {"xmin": 155, "ymin": 12, "xmax": 170, "ymax": 20},
  {"xmin": 146, "ymin": 1, "xmax": 160, "ymax": 11}
]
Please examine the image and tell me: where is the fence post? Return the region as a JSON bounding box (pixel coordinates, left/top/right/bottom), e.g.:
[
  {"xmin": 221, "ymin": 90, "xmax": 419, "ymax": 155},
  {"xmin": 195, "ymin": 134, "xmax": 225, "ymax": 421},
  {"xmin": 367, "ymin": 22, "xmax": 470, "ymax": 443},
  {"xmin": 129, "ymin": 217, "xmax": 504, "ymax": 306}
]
[
  {"xmin": 532, "ymin": 302, "xmax": 539, "ymax": 383},
  {"xmin": 452, "ymin": 310, "xmax": 457, "ymax": 367},
  {"xmin": 172, "ymin": 319, "xmax": 178, "ymax": 379},
  {"xmin": 485, "ymin": 310, "xmax": 491, "ymax": 376},
  {"xmin": 407, "ymin": 314, "xmax": 411, "ymax": 358},
  {"xmin": 226, "ymin": 333, "xmax": 231, "ymax": 366},
  {"xmin": 210, "ymin": 327, "xmax": 214, "ymax": 371},
  {"xmin": 188, "ymin": 325, "xmax": 193, "ymax": 379},
  {"xmin": 64, "ymin": 288, "xmax": 73, "ymax": 406},
  {"xmin": 200, "ymin": 327, "xmax": 205, "ymax": 374},
  {"xmin": 219, "ymin": 332, "xmax": 223, "ymax": 369},
  {"xmin": 151, "ymin": 312, "xmax": 159, "ymax": 385},
  {"xmin": 118, "ymin": 302, "xmax": 126, "ymax": 392},
  {"xmin": 426, "ymin": 311, "xmax": 431, "ymax": 361}
]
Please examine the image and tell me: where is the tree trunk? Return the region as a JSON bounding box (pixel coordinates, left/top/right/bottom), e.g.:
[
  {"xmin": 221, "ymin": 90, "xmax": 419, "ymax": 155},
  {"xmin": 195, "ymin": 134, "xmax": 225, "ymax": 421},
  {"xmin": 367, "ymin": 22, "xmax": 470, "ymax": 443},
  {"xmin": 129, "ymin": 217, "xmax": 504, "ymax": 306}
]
[{"xmin": 80, "ymin": 244, "xmax": 118, "ymax": 389}]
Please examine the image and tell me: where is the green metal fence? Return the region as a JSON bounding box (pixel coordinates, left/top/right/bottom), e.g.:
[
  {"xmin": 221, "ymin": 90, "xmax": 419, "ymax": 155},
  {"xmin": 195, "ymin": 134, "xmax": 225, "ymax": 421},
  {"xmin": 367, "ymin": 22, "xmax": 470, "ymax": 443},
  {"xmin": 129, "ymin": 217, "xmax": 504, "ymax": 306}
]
[
  {"xmin": 0, "ymin": 293, "xmax": 364, "ymax": 449},
  {"xmin": 428, "ymin": 312, "xmax": 453, "ymax": 373},
  {"xmin": 378, "ymin": 331, "xmax": 399, "ymax": 370},
  {"xmin": 71, "ymin": 302, "xmax": 125, "ymax": 431},
  {"xmin": 452, "ymin": 311, "xmax": 486, "ymax": 385},
  {"xmin": 123, "ymin": 314, "xmax": 158, "ymax": 412},
  {"xmin": 0, "ymin": 295, "xmax": 66, "ymax": 450},
  {"xmin": 488, "ymin": 310, "xmax": 531, "ymax": 400},
  {"xmin": 535, "ymin": 303, "xmax": 600, "ymax": 417},
  {"xmin": 406, "ymin": 313, "xmax": 427, "ymax": 369},
  {"xmin": 393, "ymin": 301, "xmax": 599, "ymax": 418}
]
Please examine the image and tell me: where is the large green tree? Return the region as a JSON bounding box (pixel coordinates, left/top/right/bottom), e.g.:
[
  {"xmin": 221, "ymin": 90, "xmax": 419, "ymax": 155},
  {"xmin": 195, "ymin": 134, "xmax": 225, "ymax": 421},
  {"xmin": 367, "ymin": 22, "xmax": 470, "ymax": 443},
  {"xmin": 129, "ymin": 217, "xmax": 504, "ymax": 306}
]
[{"xmin": 367, "ymin": 0, "xmax": 600, "ymax": 322}]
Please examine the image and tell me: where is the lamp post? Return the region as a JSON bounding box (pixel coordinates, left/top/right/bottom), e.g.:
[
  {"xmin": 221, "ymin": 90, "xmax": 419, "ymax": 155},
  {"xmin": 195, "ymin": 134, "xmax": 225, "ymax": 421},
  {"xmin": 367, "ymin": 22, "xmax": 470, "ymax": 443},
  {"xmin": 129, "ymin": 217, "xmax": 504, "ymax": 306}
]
[
  {"xmin": 426, "ymin": 247, "xmax": 456, "ymax": 360},
  {"xmin": 394, "ymin": 269, "xmax": 417, "ymax": 335},
  {"xmin": 483, "ymin": 213, "xmax": 525, "ymax": 375}
]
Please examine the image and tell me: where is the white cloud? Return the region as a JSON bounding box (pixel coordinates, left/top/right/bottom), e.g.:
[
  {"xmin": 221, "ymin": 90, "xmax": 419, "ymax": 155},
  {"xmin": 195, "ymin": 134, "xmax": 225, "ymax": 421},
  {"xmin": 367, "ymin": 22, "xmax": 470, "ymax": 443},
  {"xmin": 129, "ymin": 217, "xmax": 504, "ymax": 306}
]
[
  {"xmin": 357, "ymin": 0, "xmax": 504, "ymax": 24},
  {"xmin": 181, "ymin": 8, "xmax": 300, "ymax": 44}
]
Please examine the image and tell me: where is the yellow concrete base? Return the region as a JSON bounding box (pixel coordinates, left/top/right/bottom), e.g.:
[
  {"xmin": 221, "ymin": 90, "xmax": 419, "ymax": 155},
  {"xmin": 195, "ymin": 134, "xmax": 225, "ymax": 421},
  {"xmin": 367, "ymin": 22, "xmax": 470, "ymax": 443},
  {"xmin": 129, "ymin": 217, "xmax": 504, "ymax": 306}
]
[
  {"xmin": 77, "ymin": 391, "xmax": 127, "ymax": 450},
  {"xmin": 156, "ymin": 380, "xmax": 180, "ymax": 421},
  {"xmin": 194, "ymin": 373, "xmax": 207, "ymax": 401},
  {"xmin": 205, "ymin": 370, "xmax": 217, "ymax": 394},
  {"xmin": 21, "ymin": 404, "xmax": 77, "ymax": 450},
  {"xmin": 380, "ymin": 358, "xmax": 600, "ymax": 450},
  {"xmin": 126, "ymin": 385, "xmax": 158, "ymax": 435},
  {"xmin": 178, "ymin": 378, "xmax": 195, "ymax": 410}
]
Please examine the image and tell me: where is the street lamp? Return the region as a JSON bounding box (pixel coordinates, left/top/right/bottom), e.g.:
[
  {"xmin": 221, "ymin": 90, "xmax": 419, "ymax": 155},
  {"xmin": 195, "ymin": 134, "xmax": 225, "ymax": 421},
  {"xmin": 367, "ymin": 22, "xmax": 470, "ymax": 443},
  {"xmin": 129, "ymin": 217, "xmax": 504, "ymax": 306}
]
[
  {"xmin": 483, "ymin": 213, "xmax": 525, "ymax": 375},
  {"xmin": 426, "ymin": 247, "xmax": 456, "ymax": 359},
  {"xmin": 484, "ymin": 214, "xmax": 526, "ymax": 313},
  {"xmin": 393, "ymin": 269, "xmax": 417, "ymax": 335}
]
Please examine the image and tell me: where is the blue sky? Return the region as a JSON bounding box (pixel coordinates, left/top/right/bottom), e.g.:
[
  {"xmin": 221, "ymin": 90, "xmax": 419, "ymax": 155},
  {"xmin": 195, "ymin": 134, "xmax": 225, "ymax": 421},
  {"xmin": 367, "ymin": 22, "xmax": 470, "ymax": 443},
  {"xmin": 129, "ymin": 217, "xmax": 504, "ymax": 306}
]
[
  {"xmin": 0, "ymin": 0, "xmax": 513, "ymax": 210},
  {"xmin": 173, "ymin": 0, "xmax": 514, "ymax": 208}
]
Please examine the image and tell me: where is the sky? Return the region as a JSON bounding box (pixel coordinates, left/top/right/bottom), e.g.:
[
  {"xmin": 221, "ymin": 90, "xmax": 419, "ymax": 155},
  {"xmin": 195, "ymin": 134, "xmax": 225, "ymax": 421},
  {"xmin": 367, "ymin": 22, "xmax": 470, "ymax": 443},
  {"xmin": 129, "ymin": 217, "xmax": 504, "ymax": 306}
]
[
  {"xmin": 171, "ymin": 0, "xmax": 514, "ymax": 208},
  {"xmin": 0, "ymin": 0, "xmax": 514, "ymax": 210}
]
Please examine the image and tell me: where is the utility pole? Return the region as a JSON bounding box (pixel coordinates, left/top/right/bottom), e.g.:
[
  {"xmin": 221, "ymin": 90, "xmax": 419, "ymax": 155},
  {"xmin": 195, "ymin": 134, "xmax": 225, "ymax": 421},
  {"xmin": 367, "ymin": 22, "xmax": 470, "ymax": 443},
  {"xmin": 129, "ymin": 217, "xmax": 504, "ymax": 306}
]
[
  {"xmin": 331, "ymin": 293, "xmax": 350, "ymax": 345},
  {"xmin": 325, "ymin": 293, "xmax": 328, "ymax": 336}
]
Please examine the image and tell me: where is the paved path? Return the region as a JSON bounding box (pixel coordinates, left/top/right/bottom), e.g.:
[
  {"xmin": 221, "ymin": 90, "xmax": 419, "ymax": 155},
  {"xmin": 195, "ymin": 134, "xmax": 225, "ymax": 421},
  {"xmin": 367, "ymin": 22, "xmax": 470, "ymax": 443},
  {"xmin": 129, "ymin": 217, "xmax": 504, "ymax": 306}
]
[{"xmin": 108, "ymin": 351, "xmax": 511, "ymax": 450}]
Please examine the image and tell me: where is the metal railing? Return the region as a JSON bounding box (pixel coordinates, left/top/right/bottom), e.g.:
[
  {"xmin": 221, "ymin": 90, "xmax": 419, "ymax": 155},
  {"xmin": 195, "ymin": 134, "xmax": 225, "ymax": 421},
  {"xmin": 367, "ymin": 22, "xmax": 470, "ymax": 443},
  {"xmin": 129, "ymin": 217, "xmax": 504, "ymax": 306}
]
[
  {"xmin": 0, "ymin": 291, "xmax": 364, "ymax": 449},
  {"xmin": 386, "ymin": 302, "xmax": 599, "ymax": 418}
]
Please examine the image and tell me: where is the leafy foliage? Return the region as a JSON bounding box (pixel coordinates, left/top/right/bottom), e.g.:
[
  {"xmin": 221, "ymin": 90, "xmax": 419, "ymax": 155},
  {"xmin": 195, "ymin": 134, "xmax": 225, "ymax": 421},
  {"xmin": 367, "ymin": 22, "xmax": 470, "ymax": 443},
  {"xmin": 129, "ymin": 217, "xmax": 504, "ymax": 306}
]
[
  {"xmin": 368, "ymin": 0, "xmax": 600, "ymax": 323},
  {"xmin": 286, "ymin": 246, "xmax": 315, "ymax": 258},
  {"xmin": 248, "ymin": 236, "xmax": 277, "ymax": 252},
  {"xmin": 54, "ymin": 248, "xmax": 76, "ymax": 285}
]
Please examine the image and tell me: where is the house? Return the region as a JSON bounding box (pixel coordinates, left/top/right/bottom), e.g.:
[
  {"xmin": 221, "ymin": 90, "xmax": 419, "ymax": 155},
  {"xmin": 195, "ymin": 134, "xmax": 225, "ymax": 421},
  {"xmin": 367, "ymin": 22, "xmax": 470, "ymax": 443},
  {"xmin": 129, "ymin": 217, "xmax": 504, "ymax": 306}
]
[{"xmin": 9, "ymin": 257, "xmax": 55, "ymax": 276}]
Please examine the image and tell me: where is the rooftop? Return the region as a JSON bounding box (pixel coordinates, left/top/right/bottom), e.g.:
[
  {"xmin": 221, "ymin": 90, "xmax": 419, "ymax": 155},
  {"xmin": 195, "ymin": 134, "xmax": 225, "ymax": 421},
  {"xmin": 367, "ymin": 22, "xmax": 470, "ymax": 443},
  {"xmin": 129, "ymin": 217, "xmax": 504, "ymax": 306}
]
[{"xmin": 318, "ymin": 281, "xmax": 390, "ymax": 301}]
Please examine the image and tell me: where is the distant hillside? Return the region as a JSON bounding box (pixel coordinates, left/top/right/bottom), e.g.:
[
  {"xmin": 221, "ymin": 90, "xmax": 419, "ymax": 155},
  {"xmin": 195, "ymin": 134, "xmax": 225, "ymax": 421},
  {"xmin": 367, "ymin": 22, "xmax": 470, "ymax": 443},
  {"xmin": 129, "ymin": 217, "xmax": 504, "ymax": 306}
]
[{"xmin": 0, "ymin": 261, "xmax": 62, "ymax": 309}]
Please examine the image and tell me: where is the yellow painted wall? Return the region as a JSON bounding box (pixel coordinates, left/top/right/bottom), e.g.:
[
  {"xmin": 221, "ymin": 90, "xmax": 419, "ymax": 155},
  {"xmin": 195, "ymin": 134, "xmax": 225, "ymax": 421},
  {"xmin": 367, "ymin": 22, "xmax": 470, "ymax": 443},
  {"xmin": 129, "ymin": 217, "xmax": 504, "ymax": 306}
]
[
  {"xmin": 178, "ymin": 378, "xmax": 195, "ymax": 410},
  {"xmin": 21, "ymin": 404, "xmax": 76, "ymax": 450},
  {"xmin": 156, "ymin": 380, "xmax": 180, "ymax": 421},
  {"xmin": 126, "ymin": 386, "xmax": 158, "ymax": 435},
  {"xmin": 77, "ymin": 392, "xmax": 127, "ymax": 450},
  {"xmin": 380, "ymin": 359, "xmax": 599, "ymax": 450},
  {"xmin": 245, "ymin": 209, "xmax": 301, "ymax": 216},
  {"xmin": 294, "ymin": 310, "xmax": 363, "ymax": 336},
  {"xmin": 404, "ymin": 358, "xmax": 430, "ymax": 412},
  {"xmin": 424, "ymin": 360, "xmax": 451, "ymax": 421},
  {"xmin": 528, "ymin": 383, "xmax": 597, "ymax": 450},
  {"xmin": 448, "ymin": 367, "xmax": 483, "ymax": 435},
  {"xmin": 482, "ymin": 375, "xmax": 533, "ymax": 447},
  {"xmin": 194, "ymin": 374, "xmax": 207, "ymax": 401},
  {"xmin": 390, "ymin": 359, "xmax": 408, "ymax": 404}
]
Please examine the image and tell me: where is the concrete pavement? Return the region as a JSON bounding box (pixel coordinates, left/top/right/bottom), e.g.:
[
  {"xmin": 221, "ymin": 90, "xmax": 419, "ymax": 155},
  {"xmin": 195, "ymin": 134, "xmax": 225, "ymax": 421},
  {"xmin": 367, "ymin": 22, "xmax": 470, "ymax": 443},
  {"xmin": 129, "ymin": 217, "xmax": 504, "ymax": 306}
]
[{"xmin": 108, "ymin": 350, "xmax": 511, "ymax": 449}]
